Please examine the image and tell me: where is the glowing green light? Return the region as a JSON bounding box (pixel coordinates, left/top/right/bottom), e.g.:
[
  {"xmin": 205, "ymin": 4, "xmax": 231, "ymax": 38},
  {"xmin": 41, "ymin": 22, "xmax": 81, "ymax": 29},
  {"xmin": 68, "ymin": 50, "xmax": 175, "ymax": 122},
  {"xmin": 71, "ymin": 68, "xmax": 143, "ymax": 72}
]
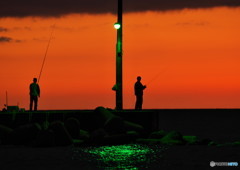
[
  {"xmin": 114, "ymin": 23, "xmax": 121, "ymax": 29},
  {"xmin": 81, "ymin": 144, "xmax": 154, "ymax": 169},
  {"xmin": 72, "ymin": 144, "xmax": 166, "ymax": 169}
]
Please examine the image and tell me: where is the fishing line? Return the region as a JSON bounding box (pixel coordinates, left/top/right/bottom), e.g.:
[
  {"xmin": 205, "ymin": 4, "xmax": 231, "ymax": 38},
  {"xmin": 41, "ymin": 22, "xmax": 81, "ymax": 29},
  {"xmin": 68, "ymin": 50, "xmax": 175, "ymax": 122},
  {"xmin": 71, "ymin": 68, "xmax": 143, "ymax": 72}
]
[
  {"xmin": 38, "ymin": 24, "xmax": 55, "ymax": 84},
  {"xmin": 146, "ymin": 67, "xmax": 168, "ymax": 86}
]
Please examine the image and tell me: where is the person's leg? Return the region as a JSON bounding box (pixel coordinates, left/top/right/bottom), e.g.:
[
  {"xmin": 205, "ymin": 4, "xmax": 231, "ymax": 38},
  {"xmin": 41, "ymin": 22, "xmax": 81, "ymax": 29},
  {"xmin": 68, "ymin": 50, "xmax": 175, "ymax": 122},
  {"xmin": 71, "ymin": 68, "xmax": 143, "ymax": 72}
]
[
  {"xmin": 135, "ymin": 95, "xmax": 142, "ymax": 110},
  {"xmin": 34, "ymin": 96, "xmax": 38, "ymax": 111},
  {"xmin": 135, "ymin": 96, "xmax": 138, "ymax": 110},
  {"xmin": 139, "ymin": 96, "xmax": 143, "ymax": 110},
  {"xmin": 139, "ymin": 95, "xmax": 143, "ymax": 110},
  {"xmin": 30, "ymin": 96, "xmax": 33, "ymax": 111}
]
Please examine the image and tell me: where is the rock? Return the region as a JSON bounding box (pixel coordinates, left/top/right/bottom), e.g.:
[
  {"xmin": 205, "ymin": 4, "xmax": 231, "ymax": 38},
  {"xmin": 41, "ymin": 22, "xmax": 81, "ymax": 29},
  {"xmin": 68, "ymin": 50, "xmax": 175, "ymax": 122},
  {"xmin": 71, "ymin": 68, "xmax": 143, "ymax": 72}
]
[
  {"xmin": 94, "ymin": 106, "xmax": 114, "ymax": 126},
  {"xmin": 33, "ymin": 129, "xmax": 55, "ymax": 147},
  {"xmin": 10, "ymin": 123, "xmax": 42, "ymax": 145},
  {"xmin": 144, "ymin": 130, "xmax": 178, "ymax": 145},
  {"xmin": 183, "ymin": 136, "xmax": 198, "ymax": 145},
  {"xmin": 232, "ymin": 141, "xmax": 240, "ymax": 146},
  {"xmin": 89, "ymin": 128, "xmax": 108, "ymax": 144},
  {"xmin": 49, "ymin": 121, "xmax": 73, "ymax": 146},
  {"xmin": 73, "ymin": 139, "xmax": 85, "ymax": 146},
  {"xmin": 123, "ymin": 121, "xmax": 144, "ymax": 133},
  {"xmin": 217, "ymin": 141, "xmax": 240, "ymax": 147},
  {"xmin": 149, "ymin": 130, "xmax": 167, "ymax": 139},
  {"xmin": 94, "ymin": 106, "xmax": 125, "ymax": 135},
  {"xmin": 126, "ymin": 130, "xmax": 139, "ymax": 137},
  {"xmin": 104, "ymin": 116, "xmax": 125, "ymax": 135},
  {"xmin": 79, "ymin": 129, "xmax": 90, "ymax": 141},
  {"xmin": 159, "ymin": 131, "xmax": 185, "ymax": 145},
  {"xmin": 208, "ymin": 141, "xmax": 217, "ymax": 146},
  {"xmin": 65, "ymin": 117, "xmax": 81, "ymax": 139}
]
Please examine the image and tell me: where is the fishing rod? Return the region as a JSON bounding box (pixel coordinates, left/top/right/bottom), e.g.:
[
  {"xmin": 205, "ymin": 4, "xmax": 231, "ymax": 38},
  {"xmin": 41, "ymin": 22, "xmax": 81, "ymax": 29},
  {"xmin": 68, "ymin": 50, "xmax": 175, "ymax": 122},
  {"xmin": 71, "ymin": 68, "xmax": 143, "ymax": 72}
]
[
  {"xmin": 146, "ymin": 67, "xmax": 168, "ymax": 86},
  {"xmin": 5, "ymin": 91, "xmax": 8, "ymax": 107},
  {"xmin": 38, "ymin": 24, "xmax": 55, "ymax": 84}
]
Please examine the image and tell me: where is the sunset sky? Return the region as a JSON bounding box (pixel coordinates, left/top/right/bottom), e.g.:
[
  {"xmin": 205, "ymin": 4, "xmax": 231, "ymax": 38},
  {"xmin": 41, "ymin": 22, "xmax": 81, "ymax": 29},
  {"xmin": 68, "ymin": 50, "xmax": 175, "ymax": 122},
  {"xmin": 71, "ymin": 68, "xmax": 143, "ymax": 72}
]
[{"xmin": 0, "ymin": 0, "xmax": 240, "ymax": 110}]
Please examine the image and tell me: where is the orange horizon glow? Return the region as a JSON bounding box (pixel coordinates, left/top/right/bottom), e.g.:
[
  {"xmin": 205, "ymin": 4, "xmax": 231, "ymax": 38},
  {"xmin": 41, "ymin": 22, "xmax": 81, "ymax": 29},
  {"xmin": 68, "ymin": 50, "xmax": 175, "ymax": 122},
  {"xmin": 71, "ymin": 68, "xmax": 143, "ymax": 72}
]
[{"xmin": 0, "ymin": 7, "xmax": 240, "ymax": 110}]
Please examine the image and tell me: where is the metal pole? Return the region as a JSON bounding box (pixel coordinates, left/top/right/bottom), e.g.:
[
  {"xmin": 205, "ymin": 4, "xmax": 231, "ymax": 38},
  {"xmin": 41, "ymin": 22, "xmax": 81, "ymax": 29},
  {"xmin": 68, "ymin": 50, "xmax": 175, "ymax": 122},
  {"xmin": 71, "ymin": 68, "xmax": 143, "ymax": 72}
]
[{"xmin": 116, "ymin": 0, "xmax": 123, "ymax": 110}]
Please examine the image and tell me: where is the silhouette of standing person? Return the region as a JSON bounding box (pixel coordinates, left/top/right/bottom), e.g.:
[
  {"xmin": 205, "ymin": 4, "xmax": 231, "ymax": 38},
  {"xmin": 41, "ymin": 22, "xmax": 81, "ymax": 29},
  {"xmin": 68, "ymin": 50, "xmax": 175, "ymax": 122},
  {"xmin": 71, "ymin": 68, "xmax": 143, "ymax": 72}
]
[
  {"xmin": 29, "ymin": 78, "xmax": 40, "ymax": 111},
  {"xmin": 134, "ymin": 76, "xmax": 146, "ymax": 110}
]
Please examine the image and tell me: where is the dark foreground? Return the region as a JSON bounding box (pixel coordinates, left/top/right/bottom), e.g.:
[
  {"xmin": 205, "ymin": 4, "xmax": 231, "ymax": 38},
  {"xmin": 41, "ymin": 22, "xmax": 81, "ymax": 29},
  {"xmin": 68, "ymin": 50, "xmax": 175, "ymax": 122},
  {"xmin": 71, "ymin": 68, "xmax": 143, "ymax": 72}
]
[
  {"xmin": 0, "ymin": 144, "xmax": 239, "ymax": 170},
  {"xmin": 0, "ymin": 108, "xmax": 239, "ymax": 169},
  {"xmin": 1, "ymin": 108, "xmax": 240, "ymax": 142}
]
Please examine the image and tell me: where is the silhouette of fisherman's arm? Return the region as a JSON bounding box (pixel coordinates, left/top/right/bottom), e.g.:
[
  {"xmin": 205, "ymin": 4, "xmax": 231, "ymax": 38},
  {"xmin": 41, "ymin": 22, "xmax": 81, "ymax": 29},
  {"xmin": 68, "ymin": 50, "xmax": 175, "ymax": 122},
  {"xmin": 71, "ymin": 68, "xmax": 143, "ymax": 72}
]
[
  {"xmin": 134, "ymin": 82, "xmax": 146, "ymax": 96},
  {"xmin": 112, "ymin": 84, "xmax": 118, "ymax": 91}
]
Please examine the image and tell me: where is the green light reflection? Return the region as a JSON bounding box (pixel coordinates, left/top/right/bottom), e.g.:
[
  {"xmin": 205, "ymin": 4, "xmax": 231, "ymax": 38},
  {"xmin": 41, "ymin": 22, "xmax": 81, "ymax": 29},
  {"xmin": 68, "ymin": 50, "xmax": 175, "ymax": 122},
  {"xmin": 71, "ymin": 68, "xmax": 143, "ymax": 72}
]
[{"xmin": 73, "ymin": 144, "xmax": 163, "ymax": 170}]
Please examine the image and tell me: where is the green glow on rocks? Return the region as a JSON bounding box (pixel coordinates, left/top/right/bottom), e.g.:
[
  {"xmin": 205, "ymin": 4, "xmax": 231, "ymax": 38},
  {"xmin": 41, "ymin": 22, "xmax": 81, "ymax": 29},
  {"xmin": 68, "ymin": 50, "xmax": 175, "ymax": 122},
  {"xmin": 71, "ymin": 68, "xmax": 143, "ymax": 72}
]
[{"xmin": 76, "ymin": 144, "xmax": 157, "ymax": 170}]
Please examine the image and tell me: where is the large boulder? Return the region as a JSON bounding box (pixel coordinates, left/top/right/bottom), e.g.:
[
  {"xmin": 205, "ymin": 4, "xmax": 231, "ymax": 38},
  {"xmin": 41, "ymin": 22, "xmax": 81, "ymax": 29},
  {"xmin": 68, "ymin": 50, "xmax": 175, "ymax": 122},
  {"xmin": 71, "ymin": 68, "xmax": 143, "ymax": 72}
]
[
  {"xmin": 159, "ymin": 131, "xmax": 185, "ymax": 145},
  {"xmin": 183, "ymin": 136, "xmax": 198, "ymax": 145},
  {"xmin": 33, "ymin": 129, "xmax": 55, "ymax": 147},
  {"xmin": 79, "ymin": 129, "xmax": 90, "ymax": 141},
  {"xmin": 137, "ymin": 131, "xmax": 185, "ymax": 145},
  {"xmin": 104, "ymin": 116, "xmax": 125, "ymax": 135},
  {"xmin": 65, "ymin": 117, "xmax": 81, "ymax": 139},
  {"xmin": 94, "ymin": 106, "xmax": 125, "ymax": 135},
  {"xmin": 89, "ymin": 128, "xmax": 108, "ymax": 143},
  {"xmin": 10, "ymin": 123, "xmax": 42, "ymax": 145},
  {"xmin": 123, "ymin": 121, "xmax": 144, "ymax": 133},
  {"xmin": 49, "ymin": 121, "xmax": 73, "ymax": 146},
  {"xmin": 149, "ymin": 130, "xmax": 167, "ymax": 139}
]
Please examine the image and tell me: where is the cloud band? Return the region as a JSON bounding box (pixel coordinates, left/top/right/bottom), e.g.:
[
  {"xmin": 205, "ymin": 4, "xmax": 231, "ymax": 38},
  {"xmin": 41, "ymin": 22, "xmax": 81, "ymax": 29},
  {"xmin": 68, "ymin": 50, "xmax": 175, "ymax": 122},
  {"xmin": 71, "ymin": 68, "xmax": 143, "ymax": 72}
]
[{"xmin": 0, "ymin": 0, "xmax": 239, "ymax": 17}]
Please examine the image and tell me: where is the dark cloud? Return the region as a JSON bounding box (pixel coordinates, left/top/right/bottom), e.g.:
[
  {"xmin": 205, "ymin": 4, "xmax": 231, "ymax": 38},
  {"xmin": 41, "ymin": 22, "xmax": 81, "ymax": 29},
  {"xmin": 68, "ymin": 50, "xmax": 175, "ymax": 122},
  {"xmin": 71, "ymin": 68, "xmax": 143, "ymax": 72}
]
[
  {"xmin": 0, "ymin": 36, "xmax": 12, "ymax": 42},
  {"xmin": 11, "ymin": 26, "xmax": 32, "ymax": 31},
  {"xmin": 0, "ymin": 0, "xmax": 239, "ymax": 17},
  {"xmin": 0, "ymin": 36, "xmax": 22, "ymax": 43},
  {"xmin": 0, "ymin": 27, "xmax": 8, "ymax": 32}
]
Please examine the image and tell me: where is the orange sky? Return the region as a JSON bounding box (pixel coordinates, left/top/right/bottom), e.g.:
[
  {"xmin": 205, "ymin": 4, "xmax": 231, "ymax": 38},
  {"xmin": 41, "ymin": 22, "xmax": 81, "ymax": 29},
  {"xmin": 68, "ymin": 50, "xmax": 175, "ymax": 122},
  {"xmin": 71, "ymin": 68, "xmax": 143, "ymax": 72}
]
[{"xmin": 0, "ymin": 7, "xmax": 240, "ymax": 110}]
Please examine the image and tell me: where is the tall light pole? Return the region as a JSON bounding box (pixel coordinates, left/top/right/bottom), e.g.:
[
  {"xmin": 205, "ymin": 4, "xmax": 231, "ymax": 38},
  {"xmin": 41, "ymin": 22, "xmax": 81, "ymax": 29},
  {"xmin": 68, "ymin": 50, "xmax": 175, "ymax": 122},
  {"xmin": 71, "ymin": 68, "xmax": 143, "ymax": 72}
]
[{"xmin": 114, "ymin": 0, "xmax": 123, "ymax": 110}]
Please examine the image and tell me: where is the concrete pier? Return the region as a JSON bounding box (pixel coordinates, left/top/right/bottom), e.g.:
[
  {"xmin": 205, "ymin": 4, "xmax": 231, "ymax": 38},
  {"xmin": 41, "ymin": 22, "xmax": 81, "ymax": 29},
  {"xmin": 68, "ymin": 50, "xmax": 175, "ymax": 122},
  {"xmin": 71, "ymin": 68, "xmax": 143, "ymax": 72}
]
[{"xmin": 0, "ymin": 109, "xmax": 239, "ymax": 142}]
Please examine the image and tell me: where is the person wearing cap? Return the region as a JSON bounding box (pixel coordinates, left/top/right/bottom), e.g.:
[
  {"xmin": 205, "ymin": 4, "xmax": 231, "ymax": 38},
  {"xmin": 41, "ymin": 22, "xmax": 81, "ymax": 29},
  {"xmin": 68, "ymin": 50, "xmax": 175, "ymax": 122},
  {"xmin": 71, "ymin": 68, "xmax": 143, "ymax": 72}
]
[
  {"xmin": 29, "ymin": 78, "xmax": 40, "ymax": 111},
  {"xmin": 134, "ymin": 76, "xmax": 146, "ymax": 110}
]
